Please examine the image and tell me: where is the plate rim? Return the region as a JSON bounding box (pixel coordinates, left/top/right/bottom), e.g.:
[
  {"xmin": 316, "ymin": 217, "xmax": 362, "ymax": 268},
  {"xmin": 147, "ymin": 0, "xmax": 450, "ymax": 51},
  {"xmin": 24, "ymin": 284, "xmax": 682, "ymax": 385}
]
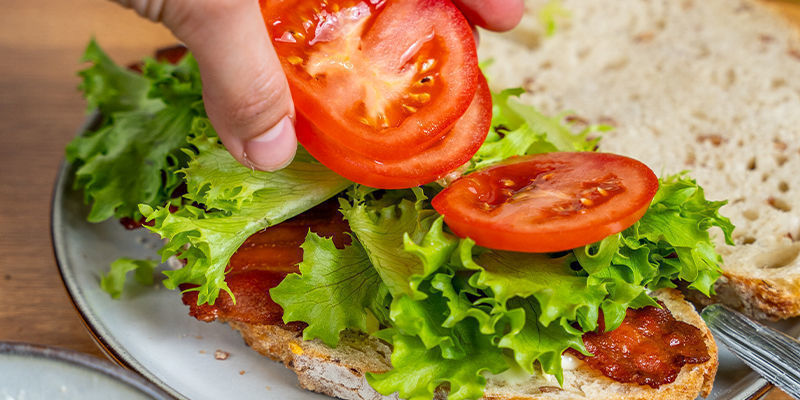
[{"xmin": 0, "ymin": 340, "xmax": 172, "ymax": 399}]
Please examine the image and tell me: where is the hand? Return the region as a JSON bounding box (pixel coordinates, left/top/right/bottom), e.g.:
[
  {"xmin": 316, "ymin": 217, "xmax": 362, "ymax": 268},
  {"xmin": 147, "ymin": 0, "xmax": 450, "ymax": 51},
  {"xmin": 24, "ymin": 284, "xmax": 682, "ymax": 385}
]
[{"xmin": 114, "ymin": 0, "xmax": 524, "ymax": 171}]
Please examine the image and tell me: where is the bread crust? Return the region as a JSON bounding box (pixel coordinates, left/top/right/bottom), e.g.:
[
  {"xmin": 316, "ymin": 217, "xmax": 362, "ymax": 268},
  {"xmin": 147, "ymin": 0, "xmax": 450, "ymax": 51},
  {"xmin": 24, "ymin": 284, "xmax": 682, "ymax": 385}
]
[
  {"xmin": 227, "ymin": 289, "xmax": 717, "ymax": 400},
  {"xmin": 477, "ymin": 0, "xmax": 800, "ymax": 321},
  {"xmin": 689, "ymin": 271, "xmax": 800, "ymax": 321}
]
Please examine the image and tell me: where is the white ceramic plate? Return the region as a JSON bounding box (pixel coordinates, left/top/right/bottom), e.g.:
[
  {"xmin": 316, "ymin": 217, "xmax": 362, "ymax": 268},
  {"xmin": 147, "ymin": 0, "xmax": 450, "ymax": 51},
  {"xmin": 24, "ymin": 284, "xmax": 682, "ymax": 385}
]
[
  {"xmin": 0, "ymin": 341, "xmax": 170, "ymax": 399},
  {"xmin": 52, "ymin": 118, "xmax": 775, "ymax": 400}
]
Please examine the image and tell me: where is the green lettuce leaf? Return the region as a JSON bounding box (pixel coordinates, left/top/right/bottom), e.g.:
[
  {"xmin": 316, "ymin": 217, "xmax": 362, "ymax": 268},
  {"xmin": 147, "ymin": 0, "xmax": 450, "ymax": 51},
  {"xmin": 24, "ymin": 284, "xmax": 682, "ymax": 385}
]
[
  {"xmin": 430, "ymin": 272, "xmax": 500, "ymax": 334},
  {"xmin": 77, "ymin": 38, "xmax": 159, "ymax": 115},
  {"xmin": 142, "ymin": 139, "xmax": 351, "ymax": 305},
  {"xmin": 181, "ymin": 135, "xmax": 349, "ymax": 215},
  {"xmin": 574, "ymin": 174, "xmax": 734, "ymax": 305},
  {"xmin": 368, "ymin": 321, "xmax": 507, "ymax": 400},
  {"xmin": 390, "ymin": 291, "xmax": 465, "ymax": 359},
  {"xmin": 638, "ymin": 174, "xmax": 734, "ymax": 294},
  {"xmin": 458, "ymin": 239, "xmax": 605, "ymax": 331},
  {"xmin": 341, "ymin": 188, "xmax": 456, "ymax": 299},
  {"xmin": 497, "ymin": 297, "xmax": 587, "ymax": 385},
  {"xmin": 67, "ymin": 41, "xmax": 202, "ymax": 222},
  {"xmin": 67, "ymin": 107, "xmax": 193, "ymax": 222},
  {"xmin": 270, "ymin": 233, "xmax": 384, "ymax": 347},
  {"xmin": 100, "ymin": 258, "xmax": 158, "ymax": 299}
]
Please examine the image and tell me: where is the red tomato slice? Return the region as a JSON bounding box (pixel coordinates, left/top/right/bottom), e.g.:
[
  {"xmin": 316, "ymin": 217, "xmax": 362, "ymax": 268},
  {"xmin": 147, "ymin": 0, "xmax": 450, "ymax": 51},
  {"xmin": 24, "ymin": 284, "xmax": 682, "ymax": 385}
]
[
  {"xmin": 432, "ymin": 152, "xmax": 659, "ymax": 252},
  {"xmin": 260, "ymin": 0, "xmax": 479, "ymax": 159},
  {"xmin": 298, "ymin": 74, "xmax": 492, "ymax": 189}
]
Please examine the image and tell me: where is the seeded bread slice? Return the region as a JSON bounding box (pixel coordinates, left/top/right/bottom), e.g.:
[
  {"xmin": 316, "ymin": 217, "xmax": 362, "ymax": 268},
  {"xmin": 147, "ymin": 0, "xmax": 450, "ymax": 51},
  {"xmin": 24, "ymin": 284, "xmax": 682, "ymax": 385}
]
[
  {"xmin": 226, "ymin": 289, "xmax": 716, "ymax": 400},
  {"xmin": 478, "ymin": 0, "xmax": 800, "ymax": 320}
]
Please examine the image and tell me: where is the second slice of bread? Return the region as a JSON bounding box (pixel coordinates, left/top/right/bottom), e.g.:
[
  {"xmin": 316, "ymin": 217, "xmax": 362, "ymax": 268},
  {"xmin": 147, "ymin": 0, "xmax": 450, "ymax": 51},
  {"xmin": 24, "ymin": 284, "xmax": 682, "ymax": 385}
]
[{"xmin": 479, "ymin": 0, "xmax": 800, "ymax": 320}]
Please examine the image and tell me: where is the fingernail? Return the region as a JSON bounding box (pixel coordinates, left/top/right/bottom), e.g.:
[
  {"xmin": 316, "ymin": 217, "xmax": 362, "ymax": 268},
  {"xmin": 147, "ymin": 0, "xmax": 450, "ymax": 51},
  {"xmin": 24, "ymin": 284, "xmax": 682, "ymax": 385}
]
[{"xmin": 242, "ymin": 116, "xmax": 298, "ymax": 172}]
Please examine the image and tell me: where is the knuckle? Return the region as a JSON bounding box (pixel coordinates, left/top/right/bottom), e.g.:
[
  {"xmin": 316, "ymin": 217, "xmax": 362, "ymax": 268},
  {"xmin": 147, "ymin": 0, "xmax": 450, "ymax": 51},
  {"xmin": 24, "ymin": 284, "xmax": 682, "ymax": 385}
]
[
  {"xmin": 196, "ymin": 0, "xmax": 249, "ymax": 19},
  {"xmin": 164, "ymin": 0, "xmax": 248, "ymax": 34}
]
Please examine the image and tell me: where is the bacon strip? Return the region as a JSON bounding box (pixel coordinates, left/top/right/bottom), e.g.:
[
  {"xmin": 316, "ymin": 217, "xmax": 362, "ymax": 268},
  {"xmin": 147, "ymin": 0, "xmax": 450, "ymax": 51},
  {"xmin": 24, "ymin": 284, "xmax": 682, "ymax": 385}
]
[
  {"xmin": 180, "ymin": 199, "xmax": 351, "ymax": 326},
  {"xmin": 568, "ymin": 301, "xmax": 710, "ymax": 388}
]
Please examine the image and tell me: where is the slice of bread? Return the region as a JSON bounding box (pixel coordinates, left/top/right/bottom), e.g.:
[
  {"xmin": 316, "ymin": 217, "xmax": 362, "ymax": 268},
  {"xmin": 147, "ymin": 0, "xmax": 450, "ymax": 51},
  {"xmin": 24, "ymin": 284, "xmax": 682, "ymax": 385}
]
[
  {"xmin": 478, "ymin": 0, "xmax": 800, "ymax": 320},
  {"xmin": 226, "ymin": 289, "xmax": 716, "ymax": 400}
]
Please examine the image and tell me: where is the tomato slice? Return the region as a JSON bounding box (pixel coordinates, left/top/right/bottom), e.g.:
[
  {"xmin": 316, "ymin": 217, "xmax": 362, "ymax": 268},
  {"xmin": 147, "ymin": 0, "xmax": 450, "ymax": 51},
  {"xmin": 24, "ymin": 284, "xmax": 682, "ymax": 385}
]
[
  {"xmin": 260, "ymin": 0, "xmax": 479, "ymax": 159},
  {"xmin": 431, "ymin": 152, "xmax": 659, "ymax": 252},
  {"xmin": 298, "ymin": 74, "xmax": 492, "ymax": 189}
]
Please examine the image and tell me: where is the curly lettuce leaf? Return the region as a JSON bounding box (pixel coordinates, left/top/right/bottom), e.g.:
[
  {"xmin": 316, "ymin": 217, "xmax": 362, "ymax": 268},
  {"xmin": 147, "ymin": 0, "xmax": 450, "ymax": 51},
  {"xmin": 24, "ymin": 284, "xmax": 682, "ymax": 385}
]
[
  {"xmin": 67, "ymin": 107, "xmax": 194, "ymax": 222},
  {"xmin": 458, "ymin": 240, "xmax": 605, "ymax": 331},
  {"xmin": 497, "ymin": 297, "xmax": 587, "ymax": 385},
  {"xmin": 368, "ymin": 321, "xmax": 507, "ymax": 400},
  {"xmin": 392, "ymin": 269, "xmax": 586, "ymax": 387},
  {"xmin": 341, "ymin": 188, "xmax": 456, "ymax": 299},
  {"xmin": 389, "ymin": 289, "xmax": 469, "ymax": 359},
  {"xmin": 575, "ymin": 174, "xmax": 734, "ymax": 302},
  {"xmin": 142, "ymin": 140, "xmax": 351, "ymax": 305},
  {"xmin": 430, "ymin": 272, "xmax": 500, "ymax": 334},
  {"xmin": 67, "ymin": 41, "xmax": 202, "ymax": 222},
  {"xmin": 77, "ymin": 38, "xmax": 159, "ymax": 114},
  {"xmin": 100, "ymin": 258, "xmax": 158, "ymax": 299},
  {"xmin": 270, "ymin": 233, "xmax": 384, "ymax": 347},
  {"xmin": 182, "ymin": 135, "xmax": 349, "ymax": 214}
]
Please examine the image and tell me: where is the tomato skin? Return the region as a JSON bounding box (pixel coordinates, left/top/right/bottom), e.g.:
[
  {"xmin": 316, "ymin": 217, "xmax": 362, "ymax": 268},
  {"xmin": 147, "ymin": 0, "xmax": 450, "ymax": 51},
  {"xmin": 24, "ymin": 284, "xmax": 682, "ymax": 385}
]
[
  {"xmin": 260, "ymin": 0, "xmax": 479, "ymax": 160},
  {"xmin": 432, "ymin": 152, "xmax": 659, "ymax": 253},
  {"xmin": 298, "ymin": 75, "xmax": 492, "ymax": 189}
]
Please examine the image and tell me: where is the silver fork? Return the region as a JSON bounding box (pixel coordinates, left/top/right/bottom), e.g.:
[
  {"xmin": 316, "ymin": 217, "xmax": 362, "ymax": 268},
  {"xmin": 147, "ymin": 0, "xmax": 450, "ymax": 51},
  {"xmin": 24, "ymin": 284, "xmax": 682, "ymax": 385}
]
[{"xmin": 702, "ymin": 304, "xmax": 800, "ymax": 400}]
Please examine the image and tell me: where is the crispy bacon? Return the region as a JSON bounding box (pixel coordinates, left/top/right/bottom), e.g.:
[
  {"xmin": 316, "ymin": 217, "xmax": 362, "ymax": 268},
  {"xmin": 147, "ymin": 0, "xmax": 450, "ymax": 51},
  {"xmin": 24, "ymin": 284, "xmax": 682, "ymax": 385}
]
[
  {"xmin": 180, "ymin": 199, "xmax": 351, "ymax": 326},
  {"xmin": 181, "ymin": 270, "xmax": 293, "ymax": 326},
  {"xmin": 127, "ymin": 45, "xmax": 188, "ymax": 73},
  {"xmin": 568, "ymin": 301, "xmax": 710, "ymax": 388}
]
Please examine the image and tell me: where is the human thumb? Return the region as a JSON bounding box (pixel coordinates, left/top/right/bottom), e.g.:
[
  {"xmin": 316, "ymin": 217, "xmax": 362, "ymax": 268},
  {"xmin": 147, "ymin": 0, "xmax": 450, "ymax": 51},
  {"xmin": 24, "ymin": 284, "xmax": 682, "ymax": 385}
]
[{"xmin": 116, "ymin": 0, "xmax": 297, "ymax": 171}]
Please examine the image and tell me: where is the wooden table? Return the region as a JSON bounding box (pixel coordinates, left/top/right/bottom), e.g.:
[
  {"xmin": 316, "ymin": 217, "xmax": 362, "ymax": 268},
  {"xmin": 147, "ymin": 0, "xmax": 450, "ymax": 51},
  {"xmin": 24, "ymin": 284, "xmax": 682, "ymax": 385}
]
[{"xmin": 0, "ymin": 1, "xmax": 796, "ymax": 399}]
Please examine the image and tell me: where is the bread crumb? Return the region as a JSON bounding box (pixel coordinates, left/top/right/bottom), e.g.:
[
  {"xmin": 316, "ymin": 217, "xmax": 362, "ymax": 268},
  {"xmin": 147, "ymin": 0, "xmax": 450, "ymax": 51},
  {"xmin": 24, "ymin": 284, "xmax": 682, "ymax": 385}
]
[
  {"xmin": 239, "ymin": 370, "xmax": 246, "ymax": 375},
  {"xmin": 195, "ymin": 335, "xmax": 203, "ymax": 340},
  {"xmin": 198, "ymin": 350, "xmax": 206, "ymax": 354},
  {"xmin": 214, "ymin": 350, "xmax": 230, "ymax": 360},
  {"xmin": 265, "ymin": 386, "xmax": 271, "ymax": 391}
]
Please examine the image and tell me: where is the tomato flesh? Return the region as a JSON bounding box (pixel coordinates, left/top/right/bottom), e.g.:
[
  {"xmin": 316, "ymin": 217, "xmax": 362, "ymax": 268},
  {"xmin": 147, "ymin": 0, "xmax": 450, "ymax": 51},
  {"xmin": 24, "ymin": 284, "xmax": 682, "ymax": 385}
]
[
  {"xmin": 261, "ymin": 0, "xmax": 479, "ymax": 159},
  {"xmin": 432, "ymin": 152, "xmax": 659, "ymax": 252},
  {"xmin": 298, "ymin": 74, "xmax": 492, "ymax": 189}
]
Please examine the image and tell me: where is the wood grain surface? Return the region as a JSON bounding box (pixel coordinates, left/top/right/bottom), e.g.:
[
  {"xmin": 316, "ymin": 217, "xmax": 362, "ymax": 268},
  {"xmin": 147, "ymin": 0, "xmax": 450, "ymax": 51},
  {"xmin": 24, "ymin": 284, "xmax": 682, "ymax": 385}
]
[{"xmin": 0, "ymin": 1, "xmax": 796, "ymax": 399}]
